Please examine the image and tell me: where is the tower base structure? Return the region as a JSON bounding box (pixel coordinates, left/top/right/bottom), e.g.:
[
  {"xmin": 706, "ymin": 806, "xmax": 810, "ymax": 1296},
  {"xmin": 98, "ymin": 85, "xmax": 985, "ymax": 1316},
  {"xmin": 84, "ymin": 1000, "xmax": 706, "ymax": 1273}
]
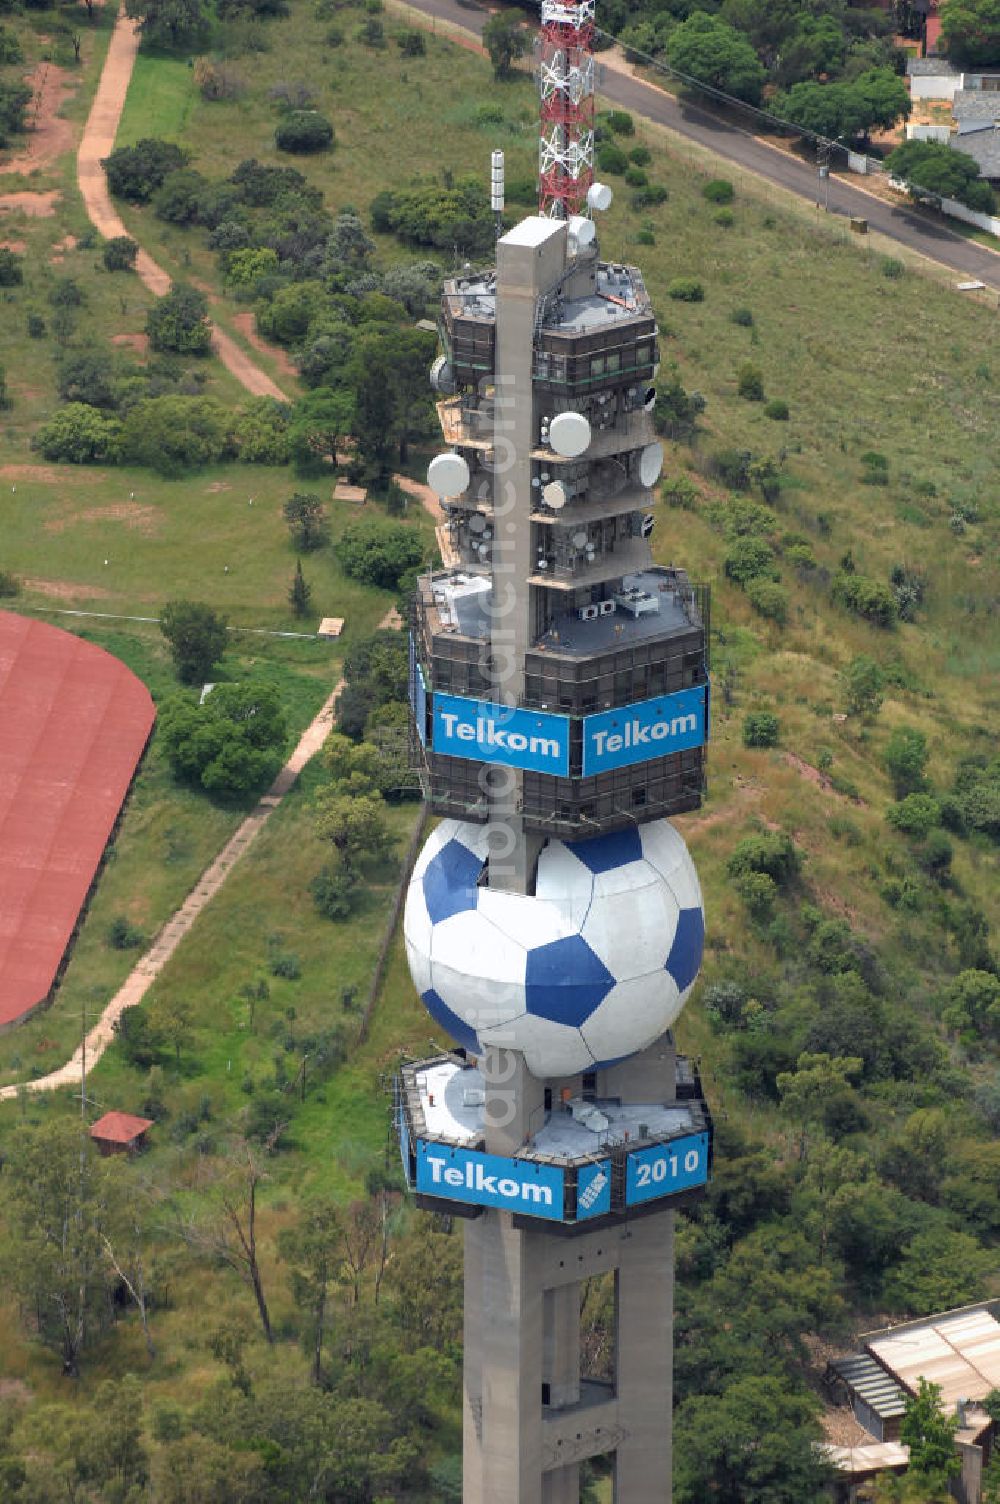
[{"xmin": 396, "ymin": 1039, "xmax": 711, "ymax": 1503}]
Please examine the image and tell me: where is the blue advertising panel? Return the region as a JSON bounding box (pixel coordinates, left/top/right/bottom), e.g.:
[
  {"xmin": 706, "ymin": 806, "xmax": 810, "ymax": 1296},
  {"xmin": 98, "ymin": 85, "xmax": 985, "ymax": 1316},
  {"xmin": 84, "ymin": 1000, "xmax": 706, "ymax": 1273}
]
[
  {"xmin": 576, "ymin": 1159, "xmax": 612, "ymax": 1221},
  {"xmin": 416, "ymin": 1141, "xmax": 565, "ymax": 1221},
  {"xmin": 582, "ymin": 686, "xmax": 708, "ymax": 776},
  {"xmin": 625, "ymin": 1132, "xmax": 709, "ymax": 1208},
  {"xmin": 432, "ymin": 693, "xmax": 570, "ymax": 777}
]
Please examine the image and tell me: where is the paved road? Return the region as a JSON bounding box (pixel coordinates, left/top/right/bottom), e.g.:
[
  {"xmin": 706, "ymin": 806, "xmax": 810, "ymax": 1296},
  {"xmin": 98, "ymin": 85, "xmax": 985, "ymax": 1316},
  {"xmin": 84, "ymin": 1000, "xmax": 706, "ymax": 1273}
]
[{"xmin": 405, "ymin": 0, "xmax": 1000, "ymax": 292}]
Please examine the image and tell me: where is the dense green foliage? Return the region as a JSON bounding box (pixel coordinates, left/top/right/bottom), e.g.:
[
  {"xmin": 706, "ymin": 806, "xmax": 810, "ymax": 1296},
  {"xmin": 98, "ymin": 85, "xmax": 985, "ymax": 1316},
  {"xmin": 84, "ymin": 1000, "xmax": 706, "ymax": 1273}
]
[
  {"xmin": 160, "ymin": 681, "xmax": 288, "ymax": 794},
  {"xmin": 159, "ymin": 598, "xmax": 229, "ymax": 683},
  {"xmin": 887, "ymin": 138, "xmax": 997, "ymax": 213}
]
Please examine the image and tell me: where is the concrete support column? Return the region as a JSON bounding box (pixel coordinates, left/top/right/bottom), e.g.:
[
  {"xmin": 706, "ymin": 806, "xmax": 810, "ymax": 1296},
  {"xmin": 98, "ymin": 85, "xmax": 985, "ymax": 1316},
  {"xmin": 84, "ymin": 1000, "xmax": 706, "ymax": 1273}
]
[
  {"xmin": 614, "ymin": 1213, "xmax": 674, "ymax": 1504},
  {"xmin": 463, "ymin": 1218, "xmax": 486, "ymax": 1504},
  {"xmin": 543, "ymin": 1283, "xmax": 580, "ymax": 1408},
  {"xmin": 542, "ymin": 1464, "xmax": 580, "ymax": 1504}
]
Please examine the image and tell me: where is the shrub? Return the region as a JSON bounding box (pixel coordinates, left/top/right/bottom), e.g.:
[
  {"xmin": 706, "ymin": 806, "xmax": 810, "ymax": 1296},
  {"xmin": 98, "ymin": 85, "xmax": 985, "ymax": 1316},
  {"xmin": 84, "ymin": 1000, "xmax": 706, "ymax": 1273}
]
[
  {"xmin": 103, "ymin": 235, "xmax": 138, "ymax": 272},
  {"xmin": 232, "ymin": 397, "xmax": 291, "ymax": 464},
  {"xmin": 629, "ymin": 144, "xmax": 651, "ymax": 165},
  {"xmin": 269, "ymin": 949, "xmax": 301, "ymax": 979},
  {"xmin": 747, "ymin": 578, "xmax": 788, "ymax": 624},
  {"xmin": 153, "ymin": 168, "xmax": 211, "ymax": 225},
  {"xmin": 0, "ymin": 24, "xmax": 24, "ymax": 64},
  {"xmin": 0, "ymin": 570, "xmax": 20, "ymax": 597},
  {"xmin": 0, "ymin": 247, "xmax": 23, "ymax": 286},
  {"xmin": 764, "ymin": 398, "xmax": 789, "ymax": 421},
  {"xmin": 325, "ymin": 24, "xmax": 343, "ymax": 44},
  {"xmin": 596, "ymin": 142, "xmax": 628, "ymax": 175},
  {"xmin": 887, "ymin": 793, "xmax": 941, "ymax": 839},
  {"xmin": 275, "ymin": 111, "xmax": 335, "ymax": 153},
  {"xmin": 860, "ymin": 450, "xmax": 889, "ymax": 485},
  {"xmin": 714, "ymin": 207, "xmax": 734, "ymax": 227},
  {"xmin": 918, "ymin": 829, "xmax": 953, "ymax": 877},
  {"xmin": 737, "ymin": 362, "xmax": 764, "ymax": 401},
  {"xmin": 398, "ymin": 28, "xmax": 425, "ymax": 54},
  {"xmin": 49, "ymin": 277, "xmax": 84, "ymax": 308},
  {"xmin": 742, "ymin": 711, "xmax": 780, "ymax": 748},
  {"xmin": 883, "ymin": 727, "xmax": 928, "ymax": 798},
  {"xmin": 735, "ymin": 870, "xmax": 777, "ymax": 917},
  {"xmin": 667, "ymin": 277, "xmax": 704, "ymax": 302},
  {"xmin": 33, "ymin": 404, "xmax": 122, "ymax": 463},
  {"xmin": 194, "ymin": 58, "xmax": 245, "ymax": 100},
  {"xmin": 880, "ymin": 255, "xmax": 904, "ymax": 279},
  {"xmin": 634, "ymin": 227, "xmax": 655, "ymax": 245},
  {"xmin": 630, "ymin": 183, "xmax": 669, "ymax": 209},
  {"xmin": 703, "ymin": 178, "xmax": 734, "ymax": 204},
  {"xmin": 727, "ymin": 831, "xmax": 800, "ymax": 885},
  {"xmin": 26, "ymin": 312, "xmax": 46, "ymax": 339},
  {"xmin": 730, "ymin": 306, "xmax": 754, "ymax": 327},
  {"xmin": 624, "ymin": 166, "xmax": 648, "ymax": 188},
  {"xmin": 355, "ymin": 16, "xmax": 384, "ymax": 45},
  {"xmin": 335, "ymin": 519, "xmax": 424, "ymax": 588},
  {"xmin": 107, "ymin": 915, "xmax": 144, "ymax": 950},
  {"xmin": 712, "ymin": 447, "xmax": 751, "ymax": 490},
  {"xmin": 120, "ymin": 396, "xmax": 229, "ymax": 476},
  {"xmin": 604, "ymin": 109, "xmax": 634, "ymax": 135},
  {"xmin": 102, "ymin": 139, "xmax": 187, "ymax": 203},
  {"xmin": 723, "ymin": 536, "xmax": 774, "ymax": 585},
  {"xmin": 311, "ymin": 863, "xmax": 356, "ymax": 920},
  {"xmin": 832, "ymin": 571, "xmax": 897, "ymax": 628}
]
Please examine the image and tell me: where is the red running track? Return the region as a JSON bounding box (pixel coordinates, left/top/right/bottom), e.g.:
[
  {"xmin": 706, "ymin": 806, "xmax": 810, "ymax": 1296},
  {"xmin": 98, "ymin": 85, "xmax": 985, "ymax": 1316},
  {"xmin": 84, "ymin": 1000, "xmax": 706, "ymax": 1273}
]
[{"xmin": 0, "ymin": 612, "xmax": 155, "ymax": 1028}]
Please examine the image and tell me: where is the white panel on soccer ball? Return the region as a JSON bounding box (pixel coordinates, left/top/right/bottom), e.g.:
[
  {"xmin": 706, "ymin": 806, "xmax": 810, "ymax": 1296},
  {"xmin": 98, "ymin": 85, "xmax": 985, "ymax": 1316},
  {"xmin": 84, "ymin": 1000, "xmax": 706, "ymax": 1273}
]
[
  {"xmin": 665, "ymin": 858, "xmax": 704, "ymax": 916},
  {"xmin": 478, "ymin": 887, "xmax": 577, "ymax": 951},
  {"xmin": 535, "ymin": 841, "xmax": 595, "ymax": 928},
  {"xmin": 582, "ymin": 880, "xmax": 677, "ymax": 980},
  {"xmin": 482, "ymin": 1012, "xmax": 595, "ymax": 1078},
  {"xmin": 639, "ymin": 819, "xmax": 690, "ymax": 884},
  {"xmin": 430, "ymin": 910, "xmax": 527, "ymax": 1033},
  {"xmin": 581, "ymin": 970, "xmax": 683, "ymax": 1065},
  {"xmin": 404, "ymin": 932, "xmax": 433, "ymax": 998},
  {"xmin": 590, "ymin": 856, "xmax": 658, "ymax": 901}
]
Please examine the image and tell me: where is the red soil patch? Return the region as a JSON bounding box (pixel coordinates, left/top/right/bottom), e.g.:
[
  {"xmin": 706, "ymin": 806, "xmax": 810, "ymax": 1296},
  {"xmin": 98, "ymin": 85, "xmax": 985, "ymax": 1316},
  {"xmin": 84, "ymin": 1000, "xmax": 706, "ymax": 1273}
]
[
  {"xmin": 1, "ymin": 64, "xmax": 77, "ymax": 176},
  {"xmin": 232, "ymin": 311, "xmax": 299, "ymax": 383},
  {"xmin": 22, "ymin": 577, "xmax": 112, "ymax": 600},
  {"xmin": 0, "ymin": 239, "xmax": 26, "ymax": 253},
  {"xmin": 111, "ymin": 331, "xmax": 149, "ymax": 354},
  {"xmin": 0, "ymin": 190, "xmax": 60, "ymax": 218},
  {"xmin": 206, "ymin": 481, "xmax": 231, "ymax": 493},
  {"xmin": 44, "ymin": 502, "xmax": 160, "ymax": 536}
]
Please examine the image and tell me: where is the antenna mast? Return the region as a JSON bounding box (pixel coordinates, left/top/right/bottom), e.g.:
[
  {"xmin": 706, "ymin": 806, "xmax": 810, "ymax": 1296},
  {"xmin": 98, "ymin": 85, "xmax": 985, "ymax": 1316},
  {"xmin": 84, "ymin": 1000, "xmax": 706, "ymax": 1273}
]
[{"xmin": 538, "ymin": 0, "xmax": 596, "ymax": 219}]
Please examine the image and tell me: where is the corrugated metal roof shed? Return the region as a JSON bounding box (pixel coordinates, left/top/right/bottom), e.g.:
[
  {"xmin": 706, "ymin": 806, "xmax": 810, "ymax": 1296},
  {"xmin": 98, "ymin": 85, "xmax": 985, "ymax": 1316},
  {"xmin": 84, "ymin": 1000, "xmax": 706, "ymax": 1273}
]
[
  {"xmin": 821, "ymin": 1442, "xmax": 909, "ymax": 1475},
  {"xmin": 829, "ymin": 1354, "xmax": 908, "ymax": 1420},
  {"xmin": 867, "ymin": 1308, "xmax": 1000, "ymax": 1409}
]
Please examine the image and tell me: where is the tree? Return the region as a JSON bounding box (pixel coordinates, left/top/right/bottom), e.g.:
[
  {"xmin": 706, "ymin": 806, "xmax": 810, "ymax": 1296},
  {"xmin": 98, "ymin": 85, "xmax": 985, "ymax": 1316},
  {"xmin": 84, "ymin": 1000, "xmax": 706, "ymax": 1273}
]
[
  {"xmin": 887, "ymin": 137, "xmax": 996, "ymax": 212},
  {"xmin": 231, "ymin": 396, "xmax": 291, "ymax": 464},
  {"xmin": 776, "ymin": 1052, "xmax": 863, "ymax": 1158},
  {"xmin": 289, "ymin": 388, "xmax": 354, "ymax": 474},
  {"xmin": 57, "ymin": 348, "xmax": 120, "ymax": 408},
  {"xmin": 160, "ymin": 681, "xmax": 287, "ymax": 793},
  {"xmin": 4, "ymin": 1121, "xmax": 121, "ymax": 1375},
  {"xmin": 900, "ymin": 1378, "xmax": 961, "ymax": 1489},
  {"xmin": 0, "ymin": 78, "xmax": 32, "ymax": 147},
  {"xmin": 843, "ymin": 654, "xmax": 885, "ymax": 718},
  {"xmin": 278, "ymin": 1198, "xmax": 344, "ymax": 1383},
  {"xmin": 283, "ymin": 491, "xmax": 329, "ymax": 551},
  {"xmin": 482, "ymin": 11, "xmax": 529, "ymax": 77},
  {"xmin": 124, "ymin": 0, "xmax": 209, "ymax": 48},
  {"xmin": 0, "ymin": 246, "xmax": 23, "ymax": 285},
  {"xmin": 849, "ymin": 67, "xmax": 911, "ymax": 134},
  {"xmin": 350, "ymin": 336, "xmax": 396, "ymax": 484},
  {"xmin": 335, "ymin": 519, "xmax": 425, "ymax": 590},
  {"xmin": 667, "ymin": 13, "xmax": 766, "ymax": 105},
  {"xmin": 159, "ymin": 599, "xmax": 228, "ymax": 683},
  {"xmin": 940, "ymin": 0, "xmax": 1000, "ymax": 66},
  {"xmin": 673, "ymin": 1374, "xmax": 833, "ymax": 1504},
  {"xmin": 148, "ymin": 993, "xmax": 193, "ymax": 1063},
  {"xmin": 146, "ymin": 282, "xmax": 213, "ymax": 355},
  {"xmin": 883, "ymin": 725, "xmax": 928, "ymax": 797},
  {"xmin": 101, "ymin": 138, "xmax": 187, "ymax": 201},
  {"xmin": 314, "ymin": 789, "xmax": 392, "ymax": 867},
  {"xmin": 289, "ymin": 560, "xmax": 312, "ymax": 617},
  {"xmin": 942, "ymin": 968, "xmax": 1000, "ymax": 1036},
  {"xmin": 120, "ymin": 395, "xmax": 229, "ymax": 475},
  {"xmin": 33, "ymin": 403, "xmax": 122, "ymax": 463},
  {"xmin": 175, "ymin": 1144, "xmax": 275, "ymax": 1342},
  {"xmin": 275, "ymin": 110, "xmax": 335, "ymax": 153}
]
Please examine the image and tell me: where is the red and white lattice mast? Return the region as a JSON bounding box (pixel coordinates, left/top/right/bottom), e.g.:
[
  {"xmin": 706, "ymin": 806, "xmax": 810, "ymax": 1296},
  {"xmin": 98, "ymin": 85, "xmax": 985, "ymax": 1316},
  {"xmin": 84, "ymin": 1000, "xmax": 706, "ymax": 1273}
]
[{"xmin": 538, "ymin": 0, "xmax": 595, "ymax": 219}]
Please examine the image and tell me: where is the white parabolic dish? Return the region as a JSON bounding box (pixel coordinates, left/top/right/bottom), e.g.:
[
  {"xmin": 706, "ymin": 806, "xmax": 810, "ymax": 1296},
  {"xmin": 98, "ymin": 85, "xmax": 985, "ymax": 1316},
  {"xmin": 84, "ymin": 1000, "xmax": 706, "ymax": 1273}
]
[
  {"xmin": 549, "ymin": 411, "xmax": 591, "ymax": 459},
  {"xmin": 639, "ymin": 442, "xmax": 664, "ymax": 488},
  {"xmin": 543, "ymin": 481, "xmax": 567, "ymax": 509},
  {"xmin": 427, "ymin": 451, "xmax": 471, "ymax": 497}
]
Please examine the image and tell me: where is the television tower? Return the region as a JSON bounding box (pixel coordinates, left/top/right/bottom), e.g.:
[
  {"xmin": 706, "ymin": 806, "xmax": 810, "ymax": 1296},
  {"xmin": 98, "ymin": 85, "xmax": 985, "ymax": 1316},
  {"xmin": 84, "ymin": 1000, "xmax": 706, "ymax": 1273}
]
[{"xmin": 395, "ymin": 7, "xmax": 712, "ymax": 1500}]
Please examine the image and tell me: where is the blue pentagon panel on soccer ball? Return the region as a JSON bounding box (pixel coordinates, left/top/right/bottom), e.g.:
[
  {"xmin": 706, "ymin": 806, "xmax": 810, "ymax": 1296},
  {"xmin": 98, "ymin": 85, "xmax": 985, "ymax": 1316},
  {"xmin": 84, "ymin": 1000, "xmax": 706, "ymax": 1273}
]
[
  {"xmin": 422, "ymin": 838, "xmax": 483, "ymax": 925},
  {"xmin": 566, "ymin": 826, "xmax": 643, "ymax": 875},
  {"xmin": 422, "ymin": 987, "xmax": 482, "ymax": 1056},
  {"xmin": 665, "ymin": 905, "xmax": 705, "ymax": 995},
  {"xmin": 525, "ymin": 934, "xmax": 615, "ymax": 1027}
]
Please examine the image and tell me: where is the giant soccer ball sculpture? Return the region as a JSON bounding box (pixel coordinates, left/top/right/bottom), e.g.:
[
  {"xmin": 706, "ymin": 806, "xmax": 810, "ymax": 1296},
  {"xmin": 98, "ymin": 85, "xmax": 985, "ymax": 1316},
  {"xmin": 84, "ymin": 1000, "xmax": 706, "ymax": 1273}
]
[{"xmin": 404, "ymin": 818, "xmax": 705, "ymax": 1078}]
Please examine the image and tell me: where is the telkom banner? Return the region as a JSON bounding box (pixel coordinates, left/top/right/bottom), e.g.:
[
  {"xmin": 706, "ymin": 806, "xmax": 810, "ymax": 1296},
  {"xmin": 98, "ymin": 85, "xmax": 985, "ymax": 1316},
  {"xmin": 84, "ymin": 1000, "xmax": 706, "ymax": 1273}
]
[
  {"xmin": 416, "ymin": 1141, "xmax": 565, "ymax": 1220},
  {"xmin": 432, "ymin": 693, "xmax": 571, "ymax": 776},
  {"xmin": 582, "ymin": 685, "xmax": 707, "ymax": 775}
]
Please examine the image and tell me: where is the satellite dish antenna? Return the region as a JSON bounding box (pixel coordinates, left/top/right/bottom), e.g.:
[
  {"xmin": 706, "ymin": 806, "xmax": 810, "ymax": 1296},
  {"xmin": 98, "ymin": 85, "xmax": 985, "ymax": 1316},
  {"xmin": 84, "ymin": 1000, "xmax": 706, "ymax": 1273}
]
[
  {"xmin": 469, "ymin": 514, "xmax": 487, "ymax": 534},
  {"xmin": 587, "ymin": 181, "xmax": 613, "ymax": 213},
  {"xmin": 549, "ymin": 411, "xmax": 591, "ymax": 458},
  {"xmin": 430, "ymin": 355, "xmax": 457, "ymax": 396},
  {"xmin": 428, "ymin": 452, "xmax": 471, "ymax": 497},
  {"xmin": 639, "ymin": 443, "xmax": 664, "ymax": 488},
  {"xmin": 543, "ymin": 481, "xmax": 567, "ymax": 509},
  {"xmin": 644, "ymin": 386, "xmax": 656, "ymax": 412},
  {"xmin": 567, "ymin": 214, "xmax": 596, "ymax": 249},
  {"xmin": 571, "ymin": 530, "xmax": 587, "ymax": 549},
  {"xmin": 641, "ymin": 513, "xmax": 655, "ymax": 539}
]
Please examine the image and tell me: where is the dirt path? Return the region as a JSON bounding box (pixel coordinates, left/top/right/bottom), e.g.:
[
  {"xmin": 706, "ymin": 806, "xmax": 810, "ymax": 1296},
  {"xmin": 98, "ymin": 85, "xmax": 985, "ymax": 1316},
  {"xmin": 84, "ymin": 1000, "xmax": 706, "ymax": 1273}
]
[
  {"xmin": 76, "ymin": 8, "xmax": 288, "ymax": 400},
  {"xmin": 0, "ymin": 683, "xmax": 342, "ymax": 1100}
]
